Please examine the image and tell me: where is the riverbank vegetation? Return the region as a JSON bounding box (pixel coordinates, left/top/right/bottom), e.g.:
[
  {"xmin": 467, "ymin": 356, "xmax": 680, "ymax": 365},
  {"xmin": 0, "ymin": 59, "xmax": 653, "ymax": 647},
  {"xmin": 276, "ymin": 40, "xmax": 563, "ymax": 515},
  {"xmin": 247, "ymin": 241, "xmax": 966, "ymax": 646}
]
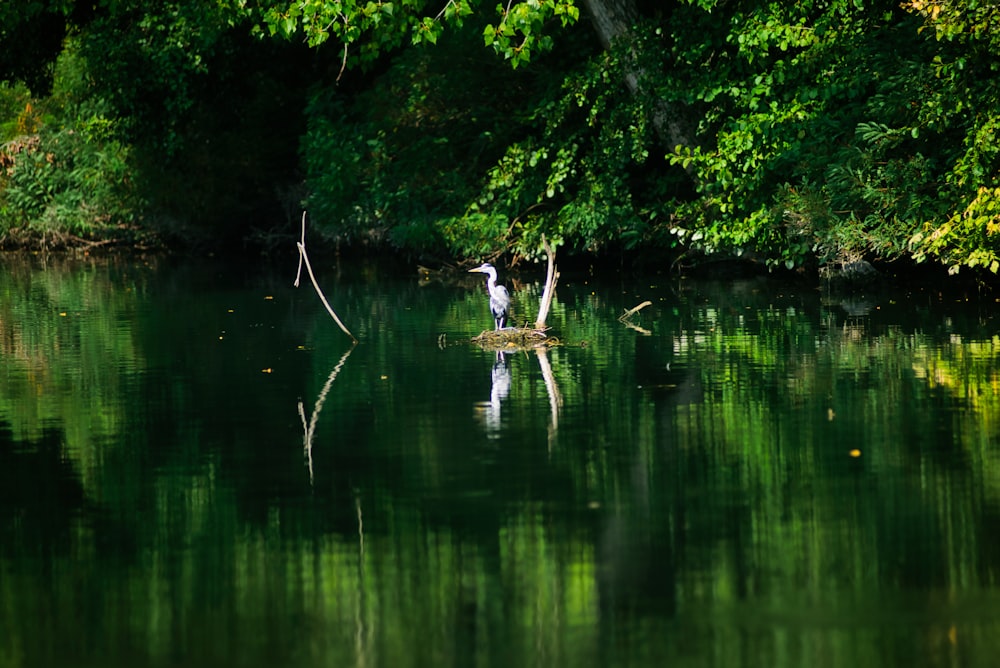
[{"xmin": 2, "ymin": 1, "xmax": 999, "ymax": 278}]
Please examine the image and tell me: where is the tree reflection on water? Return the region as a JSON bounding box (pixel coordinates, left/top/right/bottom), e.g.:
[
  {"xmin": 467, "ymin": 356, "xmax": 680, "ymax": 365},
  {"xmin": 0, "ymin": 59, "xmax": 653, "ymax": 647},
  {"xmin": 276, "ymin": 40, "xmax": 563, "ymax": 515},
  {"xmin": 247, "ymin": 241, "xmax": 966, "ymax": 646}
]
[{"xmin": 1, "ymin": 258, "xmax": 999, "ymax": 667}]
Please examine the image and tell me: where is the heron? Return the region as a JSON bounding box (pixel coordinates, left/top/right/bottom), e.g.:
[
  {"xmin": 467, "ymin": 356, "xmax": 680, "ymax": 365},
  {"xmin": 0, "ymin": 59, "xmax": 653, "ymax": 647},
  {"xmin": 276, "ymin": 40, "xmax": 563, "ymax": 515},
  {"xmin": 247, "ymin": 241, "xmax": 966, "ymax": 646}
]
[{"xmin": 468, "ymin": 262, "xmax": 510, "ymax": 330}]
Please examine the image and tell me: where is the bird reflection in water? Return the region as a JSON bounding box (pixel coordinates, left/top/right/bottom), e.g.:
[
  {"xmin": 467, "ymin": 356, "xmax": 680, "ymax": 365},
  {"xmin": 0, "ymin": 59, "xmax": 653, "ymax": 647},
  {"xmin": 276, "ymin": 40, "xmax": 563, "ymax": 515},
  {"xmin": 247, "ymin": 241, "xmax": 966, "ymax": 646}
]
[{"xmin": 475, "ymin": 351, "xmax": 511, "ymax": 437}]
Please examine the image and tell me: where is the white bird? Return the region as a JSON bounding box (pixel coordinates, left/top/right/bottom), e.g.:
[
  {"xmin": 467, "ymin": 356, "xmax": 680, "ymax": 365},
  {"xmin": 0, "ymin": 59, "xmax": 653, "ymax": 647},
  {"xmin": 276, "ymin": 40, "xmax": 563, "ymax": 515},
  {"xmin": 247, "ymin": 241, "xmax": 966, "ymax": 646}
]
[{"xmin": 468, "ymin": 263, "xmax": 510, "ymax": 330}]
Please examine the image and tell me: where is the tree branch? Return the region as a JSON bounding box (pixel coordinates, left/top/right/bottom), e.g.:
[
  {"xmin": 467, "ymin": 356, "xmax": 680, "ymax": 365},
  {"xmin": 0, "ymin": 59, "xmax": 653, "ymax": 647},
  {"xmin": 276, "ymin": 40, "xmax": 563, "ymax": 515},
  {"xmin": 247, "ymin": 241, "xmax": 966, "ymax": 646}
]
[
  {"xmin": 535, "ymin": 234, "xmax": 559, "ymax": 328},
  {"xmin": 294, "ymin": 212, "xmax": 358, "ymax": 343}
]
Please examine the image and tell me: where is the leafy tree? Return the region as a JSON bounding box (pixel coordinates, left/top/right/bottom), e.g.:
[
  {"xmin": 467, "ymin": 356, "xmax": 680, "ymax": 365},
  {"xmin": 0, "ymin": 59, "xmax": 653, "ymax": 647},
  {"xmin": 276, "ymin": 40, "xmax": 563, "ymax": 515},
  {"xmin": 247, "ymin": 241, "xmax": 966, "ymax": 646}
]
[
  {"xmin": 901, "ymin": 0, "xmax": 1000, "ymax": 274},
  {"xmin": 0, "ymin": 42, "xmax": 140, "ymax": 244},
  {"xmin": 297, "ymin": 5, "xmax": 612, "ymax": 259},
  {"xmin": 259, "ymin": 0, "xmax": 581, "ymax": 69},
  {"xmin": 269, "ymin": 0, "xmax": 989, "ymax": 270},
  {"xmin": 3, "ymin": 0, "xmax": 1000, "ymax": 274},
  {"xmin": 2, "ymin": 1, "xmax": 317, "ymax": 241}
]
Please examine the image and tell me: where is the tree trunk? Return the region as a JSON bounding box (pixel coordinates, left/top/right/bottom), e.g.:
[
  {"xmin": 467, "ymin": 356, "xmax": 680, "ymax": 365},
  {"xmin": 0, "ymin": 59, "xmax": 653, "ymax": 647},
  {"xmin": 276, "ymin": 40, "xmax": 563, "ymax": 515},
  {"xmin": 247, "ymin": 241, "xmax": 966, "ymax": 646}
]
[{"xmin": 580, "ymin": 0, "xmax": 698, "ymax": 155}]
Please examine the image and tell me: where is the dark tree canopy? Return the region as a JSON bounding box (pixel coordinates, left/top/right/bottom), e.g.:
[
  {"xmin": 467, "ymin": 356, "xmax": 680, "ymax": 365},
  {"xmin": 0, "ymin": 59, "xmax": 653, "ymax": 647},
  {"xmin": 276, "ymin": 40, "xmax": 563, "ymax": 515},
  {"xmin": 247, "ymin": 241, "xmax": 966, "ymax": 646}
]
[{"xmin": 1, "ymin": 0, "xmax": 999, "ymax": 276}]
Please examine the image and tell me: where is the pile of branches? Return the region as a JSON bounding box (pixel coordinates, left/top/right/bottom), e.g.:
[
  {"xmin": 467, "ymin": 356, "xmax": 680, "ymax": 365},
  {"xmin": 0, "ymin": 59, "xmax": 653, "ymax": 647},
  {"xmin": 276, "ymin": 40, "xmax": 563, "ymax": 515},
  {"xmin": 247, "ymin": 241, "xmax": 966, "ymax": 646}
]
[{"xmin": 471, "ymin": 327, "xmax": 559, "ymax": 350}]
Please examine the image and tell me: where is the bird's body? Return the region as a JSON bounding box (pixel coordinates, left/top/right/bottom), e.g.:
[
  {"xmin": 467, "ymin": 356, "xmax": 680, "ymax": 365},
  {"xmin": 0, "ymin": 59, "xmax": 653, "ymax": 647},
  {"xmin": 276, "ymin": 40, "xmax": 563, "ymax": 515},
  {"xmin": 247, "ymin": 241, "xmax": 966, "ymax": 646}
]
[{"xmin": 469, "ymin": 263, "xmax": 510, "ymax": 330}]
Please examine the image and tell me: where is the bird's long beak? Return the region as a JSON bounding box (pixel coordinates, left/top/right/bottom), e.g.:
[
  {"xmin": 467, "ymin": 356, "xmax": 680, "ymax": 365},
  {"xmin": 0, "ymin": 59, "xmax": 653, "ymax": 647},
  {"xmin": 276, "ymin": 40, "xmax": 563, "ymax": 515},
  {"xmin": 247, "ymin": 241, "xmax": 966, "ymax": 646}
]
[{"xmin": 468, "ymin": 267, "xmax": 484, "ymax": 273}]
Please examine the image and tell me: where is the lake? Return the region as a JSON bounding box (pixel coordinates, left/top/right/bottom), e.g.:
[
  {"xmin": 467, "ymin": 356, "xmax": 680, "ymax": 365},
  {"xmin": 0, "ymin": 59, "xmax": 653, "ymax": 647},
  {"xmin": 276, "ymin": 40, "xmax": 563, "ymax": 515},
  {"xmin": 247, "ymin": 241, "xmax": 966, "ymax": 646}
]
[{"xmin": 1, "ymin": 252, "xmax": 1000, "ymax": 667}]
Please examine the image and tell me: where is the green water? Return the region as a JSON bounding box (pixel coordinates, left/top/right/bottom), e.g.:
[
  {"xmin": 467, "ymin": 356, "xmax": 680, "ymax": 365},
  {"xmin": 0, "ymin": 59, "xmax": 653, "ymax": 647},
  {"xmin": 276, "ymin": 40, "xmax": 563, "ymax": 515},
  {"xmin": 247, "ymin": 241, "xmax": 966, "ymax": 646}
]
[{"xmin": 2, "ymin": 254, "xmax": 1000, "ymax": 667}]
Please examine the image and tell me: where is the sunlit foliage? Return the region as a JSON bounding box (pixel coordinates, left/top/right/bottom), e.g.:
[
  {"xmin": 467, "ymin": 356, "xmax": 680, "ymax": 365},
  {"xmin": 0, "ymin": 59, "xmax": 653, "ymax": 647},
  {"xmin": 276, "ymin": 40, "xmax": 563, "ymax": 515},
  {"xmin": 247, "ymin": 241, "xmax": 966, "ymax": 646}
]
[
  {"xmin": 259, "ymin": 0, "xmax": 580, "ymax": 68},
  {"xmin": 297, "ymin": 10, "xmax": 672, "ymax": 260},
  {"xmin": 0, "ymin": 45, "xmax": 140, "ymax": 244},
  {"xmin": 2, "ymin": 0, "xmax": 1000, "ymax": 271}
]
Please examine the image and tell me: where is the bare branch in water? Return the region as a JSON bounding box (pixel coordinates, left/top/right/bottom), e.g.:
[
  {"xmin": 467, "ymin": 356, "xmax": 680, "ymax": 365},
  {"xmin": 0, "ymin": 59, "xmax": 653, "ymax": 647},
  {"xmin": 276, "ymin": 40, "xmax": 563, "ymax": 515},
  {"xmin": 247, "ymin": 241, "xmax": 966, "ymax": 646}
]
[
  {"xmin": 294, "ymin": 212, "xmax": 357, "ymax": 343},
  {"xmin": 535, "ymin": 235, "xmax": 559, "ymax": 328},
  {"xmin": 619, "ymin": 300, "xmax": 653, "ymax": 335},
  {"xmin": 619, "ymin": 300, "xmax": 653, "ymax": 321}
]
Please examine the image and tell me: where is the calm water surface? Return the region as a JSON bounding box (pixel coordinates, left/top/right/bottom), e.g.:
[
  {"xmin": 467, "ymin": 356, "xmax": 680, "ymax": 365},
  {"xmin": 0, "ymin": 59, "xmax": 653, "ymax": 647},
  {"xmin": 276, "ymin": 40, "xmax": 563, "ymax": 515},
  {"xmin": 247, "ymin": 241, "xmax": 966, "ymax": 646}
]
[{"xmin": 2, "ymin": 254, "xmax": 1000, "ymax": 667}]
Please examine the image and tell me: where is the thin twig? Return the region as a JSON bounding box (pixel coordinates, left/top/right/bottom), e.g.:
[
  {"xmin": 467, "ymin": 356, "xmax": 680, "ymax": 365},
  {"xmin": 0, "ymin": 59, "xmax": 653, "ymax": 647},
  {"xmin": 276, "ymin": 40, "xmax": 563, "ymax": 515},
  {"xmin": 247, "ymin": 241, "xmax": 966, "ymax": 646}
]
[
  {"xmin": 337, "ymin": 42, "xmax": 348, "ymax": 83},
  {"xmin": 434, "ymin": 0, "xmax": 458, "ymax": 20}
]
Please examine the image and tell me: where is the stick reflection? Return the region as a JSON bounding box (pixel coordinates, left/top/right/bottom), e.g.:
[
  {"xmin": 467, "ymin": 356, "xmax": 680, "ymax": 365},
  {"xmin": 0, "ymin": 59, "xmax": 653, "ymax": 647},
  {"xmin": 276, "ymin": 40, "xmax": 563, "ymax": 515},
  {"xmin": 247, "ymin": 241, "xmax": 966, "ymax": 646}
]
[
  {"xmin": 475, "ymin": 346, "xmax": 562, "ymax": 445},
  {"xmin": 298, "ymin": 343, "xmax": 356, "ymax": 485},
  {"xmin": 535, "ymin": 347, "xmax": 562, "ymax": 450}
]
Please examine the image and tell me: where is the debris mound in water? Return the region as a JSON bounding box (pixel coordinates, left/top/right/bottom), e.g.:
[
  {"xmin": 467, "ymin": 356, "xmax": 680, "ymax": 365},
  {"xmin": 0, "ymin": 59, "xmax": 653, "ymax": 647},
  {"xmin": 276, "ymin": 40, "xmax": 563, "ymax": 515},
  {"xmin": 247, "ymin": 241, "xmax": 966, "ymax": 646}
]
[{"xmin": 471, "ymin": 327, "xmax": 559, "ymax": 351}]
